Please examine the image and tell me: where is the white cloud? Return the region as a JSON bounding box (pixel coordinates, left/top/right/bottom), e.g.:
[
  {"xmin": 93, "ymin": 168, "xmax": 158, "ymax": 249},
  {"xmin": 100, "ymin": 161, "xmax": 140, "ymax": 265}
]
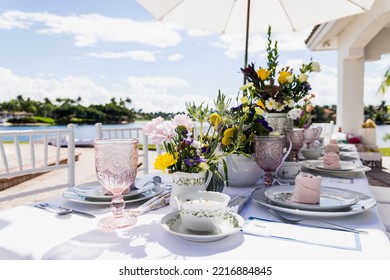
[
  {"xmin": 0, "ymin": 10, "xmax": 182, "ymax": 48},
  {"xmin": 212, "ymin": 29, "xmax": 311, "ymax": 60},
  {"xmin": 87, "ymin": 50, "xmax": 157, "ymax": 62},
  {"xmin": 167, "ymin": 53, "xmax": 184, "ymax": 62},
  {"xmin": 187, "ymin": 27, "xmax": 213, "ymax": 37},
  {"xmin": 310, "ymin": 64, "xmax": 338, "ymax": 106},
  {"xmin": 0, "ymin": 67, "xmax": 198, "ymax": 113},
  {"xmin": 0, "ymin": 11, "xmax": 31, "ymax": 29},
  {"xmin": 123, "ymin": 76, "xmax": 217, "ymax": 113},
  {"xmin": 0, "ymin": 67, "xmax": 110, "ymax": 105}
]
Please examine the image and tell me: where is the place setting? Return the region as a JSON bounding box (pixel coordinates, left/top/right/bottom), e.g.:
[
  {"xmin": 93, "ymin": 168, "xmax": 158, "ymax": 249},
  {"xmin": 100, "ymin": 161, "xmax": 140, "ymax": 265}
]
[
  {"xmin": 251, "ymin": 172, "xmax": 377, "ymax": 218},
  {"xmin": 301, "ymin": 159, "xmax": 371, "ymax": 175},
  {"xmin": 160, "ymin": 191, "xmax": 245, "ymax": 242},
  {"xmin": 63, "ymin": 177, "xmax": 166, "ymax": 205}
]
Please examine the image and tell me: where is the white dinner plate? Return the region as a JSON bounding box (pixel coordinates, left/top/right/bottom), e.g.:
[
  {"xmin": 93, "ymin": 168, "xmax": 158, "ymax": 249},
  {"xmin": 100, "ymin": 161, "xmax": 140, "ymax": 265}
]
[
  {"xmin": 252, "ymin": 187, "xmax": 376, "ymax": 217},
  {"xmin": 63, "ymin": 185, "xmax": 164, "ymax": 205},
  {"xmin": 302, "ymin": 160, "xmax": 371, "ymax": 175},
  {"xmin": 314, "ymin": 161, "xmax": 356, "ymax": 171},
  {"xmin": 160, "ymin": 211, "xmax": 244, "ymax": 242},
  {"xmin": 72, "ymin": 179, "xmax": 155, "ymax": 200},
  {"xmin": 264, "ymin": 186, "xmax": 359, "ymax": 211}
]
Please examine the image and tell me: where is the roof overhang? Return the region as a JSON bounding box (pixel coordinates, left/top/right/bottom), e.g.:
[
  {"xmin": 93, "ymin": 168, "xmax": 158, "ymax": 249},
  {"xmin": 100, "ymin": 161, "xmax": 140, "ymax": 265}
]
[{"xmin": 305, "ymin": 17, "xmax": 356, "ymax": 51}]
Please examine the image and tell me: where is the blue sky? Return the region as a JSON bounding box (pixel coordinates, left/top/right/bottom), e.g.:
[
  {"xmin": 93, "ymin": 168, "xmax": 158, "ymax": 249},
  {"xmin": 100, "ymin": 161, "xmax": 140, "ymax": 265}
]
[{"xmin": 0, "ymin": 0, "xmax": 389, "ymax": 113}]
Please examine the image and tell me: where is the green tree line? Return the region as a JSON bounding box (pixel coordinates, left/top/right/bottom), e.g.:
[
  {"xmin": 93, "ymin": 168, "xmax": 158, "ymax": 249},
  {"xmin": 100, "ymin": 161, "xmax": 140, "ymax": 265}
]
[
  {"xmin": 0, "ymin": 95, "xmax": 137, "ymax": 124},
  {"xmin": 0, "ymin": 95, "xmax": 388, "ymax": 125}
]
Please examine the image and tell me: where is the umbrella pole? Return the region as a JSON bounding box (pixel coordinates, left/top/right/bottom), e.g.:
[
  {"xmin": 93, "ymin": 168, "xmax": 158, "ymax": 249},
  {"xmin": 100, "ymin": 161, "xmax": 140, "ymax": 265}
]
[
  {"xmin": 244, "ymin": 0, "xmax": 251, "ymax": 68},
  {"xmin": 243, "ymin": 0, "xmax": 251, "ymax": 84}
]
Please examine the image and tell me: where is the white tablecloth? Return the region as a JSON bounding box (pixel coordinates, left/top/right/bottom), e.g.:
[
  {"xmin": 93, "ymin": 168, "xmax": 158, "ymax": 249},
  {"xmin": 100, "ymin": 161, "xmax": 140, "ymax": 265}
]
[{"xmin": 0, "ymin": 145, "xmax": 389, "ymax": 260}]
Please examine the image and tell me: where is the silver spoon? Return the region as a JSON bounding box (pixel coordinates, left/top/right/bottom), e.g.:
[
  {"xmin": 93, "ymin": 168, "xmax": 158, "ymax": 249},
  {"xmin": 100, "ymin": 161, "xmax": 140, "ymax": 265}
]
[
  {"xmin": 268, "ymin": 209, "xmax": 367, "ymax": 234},
  {"xmin": 153, "ymin": 175, "xmax": 172, "ymax": 190},
  {"xmin": 35, "ymin": 203, "xmax": 95, "ymax": 218}
]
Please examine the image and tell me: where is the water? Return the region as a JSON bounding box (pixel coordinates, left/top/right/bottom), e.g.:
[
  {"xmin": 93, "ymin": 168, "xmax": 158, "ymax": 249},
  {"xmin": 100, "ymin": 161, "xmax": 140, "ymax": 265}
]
[
  {"xmin": 376, "ymin": 125, "xmax": 390, "ymax": 148},
  {"xmin": 1, "ymin": 121, "xmax": 389, "ymax": 147},
  {"xmin": 0, "ymin": 121, "xmax": 147, "ymax": 142}
]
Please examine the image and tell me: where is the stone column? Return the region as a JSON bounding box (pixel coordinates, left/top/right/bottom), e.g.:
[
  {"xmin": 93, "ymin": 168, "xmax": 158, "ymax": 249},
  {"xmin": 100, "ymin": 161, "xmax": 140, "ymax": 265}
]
[{"xmin": 337, "ymin": 54, "xmax": 365, "ymax": 135}]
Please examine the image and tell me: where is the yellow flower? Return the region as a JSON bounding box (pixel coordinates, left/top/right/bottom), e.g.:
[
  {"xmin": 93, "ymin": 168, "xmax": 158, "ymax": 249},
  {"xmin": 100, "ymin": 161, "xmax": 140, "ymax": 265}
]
[
  {"xmin": 222, "ymin": 136, "xmax": 232, "ymax": 146},
  {"xmin": 198, "ymin": 162, "xmax": 210, "ymax": 172},
  {"xmin": 154, "ymin": 153, "xmax": 177, "ymax": 174},
  {"xmin": 255, "ymin": 106, "xmax": 264, "ymax": 115},
  {"xmin": 224, "ymin": 127, "xmax": 235, "ymax": 138},
  {"xmin": 240, "ymin": 96, "xmax": 249, "ymax": 105},
  {"xmin": 257, "ymin": 68, "xmax": 271, "ymax": 81},
  {"xmin": 256, "ymin": 100, "xmax": 265, "ymax": 110},
  {"xmin": 209, "ymin": 113, "xmax": 221, "ymax": 125},
  {"xmin": 278, "ymin": 71, "xmax": 292, "ymax": 84}
]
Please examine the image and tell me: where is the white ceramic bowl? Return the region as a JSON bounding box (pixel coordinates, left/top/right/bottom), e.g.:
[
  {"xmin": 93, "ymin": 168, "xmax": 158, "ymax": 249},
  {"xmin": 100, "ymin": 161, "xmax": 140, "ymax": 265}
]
[
  {"xmin": 175, "ymin": 191, "xmax": 230, "ymax": 233},
  {"xmin": 301, "ymin": 148, "xmax": 322, "ymax": 160},
  {"xmin": 276, "ymin": 161, "xmax": 302, "ymax": 179}
]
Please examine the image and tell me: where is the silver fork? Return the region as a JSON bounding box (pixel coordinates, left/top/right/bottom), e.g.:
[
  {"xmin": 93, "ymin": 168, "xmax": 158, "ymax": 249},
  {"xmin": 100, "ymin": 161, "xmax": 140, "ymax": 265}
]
[{"xmin": 268, "ymin": 209, "xmax": 368, "ymax": 234}]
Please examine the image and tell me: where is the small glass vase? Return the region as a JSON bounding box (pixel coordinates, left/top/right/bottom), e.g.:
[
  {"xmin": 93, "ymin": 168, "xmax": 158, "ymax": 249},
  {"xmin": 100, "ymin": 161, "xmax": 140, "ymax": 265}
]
[
  {"xmin": 284, "ymin": 128, "xmax": 305, "ymax": 162},
  {"xmin": 265, "ymin": 112, "xmax": 293, "ymax": 135},
  {"xmin": 206, "ymin": 171, "xmax": 225, "ymax": 192}
]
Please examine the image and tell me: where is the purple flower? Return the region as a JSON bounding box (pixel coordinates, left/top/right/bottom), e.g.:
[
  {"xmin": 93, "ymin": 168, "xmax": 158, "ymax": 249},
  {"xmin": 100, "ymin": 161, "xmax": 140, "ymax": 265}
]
[{"xmin": 185, "ymin": 156, "xmax": 203, "ymax": 166}]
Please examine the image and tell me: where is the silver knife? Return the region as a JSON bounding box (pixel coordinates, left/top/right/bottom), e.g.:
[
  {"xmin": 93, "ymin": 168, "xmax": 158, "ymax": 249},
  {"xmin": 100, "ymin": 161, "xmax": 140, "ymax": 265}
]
[{"xmin": 35, "ymin": 202, "xmax": 96, "ymax": 219}]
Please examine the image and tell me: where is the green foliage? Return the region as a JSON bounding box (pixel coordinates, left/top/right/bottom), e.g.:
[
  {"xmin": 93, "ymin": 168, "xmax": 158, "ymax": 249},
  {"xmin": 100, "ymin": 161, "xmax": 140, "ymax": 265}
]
[
  {"xmin": 33, "ymin": 116, "xmax": 55, "ymax": 124},
  {"xmin": 0, "ymin": 95, "xmax": 136, "ymax": 125},
  {"xmin": 379, "ymin": 147, "xmax": 390, "ymax": 156},
  {"xmin": 378, "ymin": 66, "xmax": 390, "ymax": 95}
]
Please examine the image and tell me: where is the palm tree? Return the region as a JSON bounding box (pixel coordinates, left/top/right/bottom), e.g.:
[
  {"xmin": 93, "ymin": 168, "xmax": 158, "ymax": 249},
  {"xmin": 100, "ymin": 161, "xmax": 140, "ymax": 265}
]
[{"xmin": 378, "ymin": 66, "xmax": 390, "ymax": 95}]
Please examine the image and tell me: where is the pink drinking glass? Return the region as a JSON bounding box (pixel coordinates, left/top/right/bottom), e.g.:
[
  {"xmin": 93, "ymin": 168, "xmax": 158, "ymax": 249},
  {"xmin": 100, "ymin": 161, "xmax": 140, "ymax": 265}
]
[
  {"xmin": 284, "ymin": 128, "xmax": 305, "ymax": 162},
  {"xmin": 304, "ymin": 127, "xmax": 323, "ymax": 148},
  {"xmin": 95, "ymin": 138, "xmax": 138, "ymax": 230},
  {"xmin": 254, "ymin": 135, "xmax": 289, "ymax": 187}
]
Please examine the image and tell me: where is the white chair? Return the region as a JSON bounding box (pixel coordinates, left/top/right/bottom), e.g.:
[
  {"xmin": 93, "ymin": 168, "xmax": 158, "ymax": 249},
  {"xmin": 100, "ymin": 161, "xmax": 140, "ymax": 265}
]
[
  {"xmin": 0, "ymin": 124, "xmax": 76, "ymax": 190},
  {"xmin": 369, "ymin": 185, "xmax": 390, "ymax": 239},
  {"xmin": 95, "ymin": 123, "xmax": 149, "ymax": 175},
  {"xmin": 311, "ymin": 121, "xmax": 335, "ymax": 145}
]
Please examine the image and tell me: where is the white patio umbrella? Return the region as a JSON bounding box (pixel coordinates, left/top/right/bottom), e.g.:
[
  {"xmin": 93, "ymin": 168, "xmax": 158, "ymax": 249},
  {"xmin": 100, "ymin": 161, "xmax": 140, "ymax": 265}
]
[{"xmin": 137, "ymin": 0, "xmax": 375, "ymax": 67}]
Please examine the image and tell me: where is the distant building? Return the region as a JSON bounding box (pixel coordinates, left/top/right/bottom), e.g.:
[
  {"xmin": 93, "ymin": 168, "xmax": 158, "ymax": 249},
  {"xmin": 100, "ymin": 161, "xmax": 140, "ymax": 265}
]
[{"xmin": 0, "ymin": 111, "xmax": 34, "ymax": 123}]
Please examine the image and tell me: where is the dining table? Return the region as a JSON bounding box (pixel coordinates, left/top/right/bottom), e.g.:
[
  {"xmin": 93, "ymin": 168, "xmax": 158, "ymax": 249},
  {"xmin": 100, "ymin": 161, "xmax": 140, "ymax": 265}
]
[{"xmin": 0, "ymin": 144, "xmax": 389, "ymax": 261}]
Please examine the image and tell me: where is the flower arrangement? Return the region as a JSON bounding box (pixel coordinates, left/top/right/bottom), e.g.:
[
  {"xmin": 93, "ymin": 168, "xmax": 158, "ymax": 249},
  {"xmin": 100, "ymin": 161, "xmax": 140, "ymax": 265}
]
[
  {"xmin": 241, "ymin": 26, "xmax": 320, "ymax": 114},
  {"xmin": 287, "ymin": 93, "xmax": 316, "ymax": 128},
  {"xmin": 143, "ymin": 114, "xmax": 221, "ymax": 174},
  {"xmin": 220, "ymin": 84, "xmax": 273, "ymax": 154}
]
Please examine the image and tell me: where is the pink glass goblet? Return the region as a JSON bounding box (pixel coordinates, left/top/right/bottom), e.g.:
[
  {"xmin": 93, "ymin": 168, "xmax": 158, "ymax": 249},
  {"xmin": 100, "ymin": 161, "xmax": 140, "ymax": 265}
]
[
  {"xmin": 304, "ymin": 127, "xmax": 323, "ymax": 148},
  {"xmin": 254, "ymin": 135, "xmax": 287, "ymax": 187},
  {"xmin": 284, "ymin": 128, "xmax": 305, "ymax": 162},
  {"xmin": 95, "ymin": 138, "xmax": 138, "ymax": 230},
  {"xmin": 304, "ymin": 127, "xmax": 316, "ymax": 149}
]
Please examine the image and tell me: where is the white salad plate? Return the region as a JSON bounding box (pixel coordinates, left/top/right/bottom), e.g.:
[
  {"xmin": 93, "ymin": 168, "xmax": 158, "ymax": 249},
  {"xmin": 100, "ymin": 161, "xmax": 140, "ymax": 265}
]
[
  {"xmin": 252, "ymin": 187, "xmax": 376, "ymax": 218},
  {"xmin": 264, "ymin": 186, "xmax": 359, "ymax": 211},
  {"xmin": 160, "ymin": 211, "xmax": 244, "ymax": 242},
  {"xmin": 63, "ymin": 184, "xmax": 164, "ymax": 205},
  {"xmin": 314, "ymin": 161, "xmax": 356, "ymax": 171},
  {"xmin": 72, "ymin": 179, "xmax": 155, "ymax": 200}
]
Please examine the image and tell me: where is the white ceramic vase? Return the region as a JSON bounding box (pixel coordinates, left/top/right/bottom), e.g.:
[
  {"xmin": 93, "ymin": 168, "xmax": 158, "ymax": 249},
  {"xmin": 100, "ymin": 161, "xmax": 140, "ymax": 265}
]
[
  {"xmin": 219, "ymin": 154, "xmax": 264, "ymax": 187},
  {"xmin": 169, "ymin": 171, "xmax": 212, "ymax": 208}
]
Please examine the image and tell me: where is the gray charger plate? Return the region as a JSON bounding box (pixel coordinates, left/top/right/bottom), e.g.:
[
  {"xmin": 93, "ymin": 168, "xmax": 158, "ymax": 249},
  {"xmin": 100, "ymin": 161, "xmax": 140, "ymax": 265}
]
[
  {"xmin": 252, "ymin": 187, "xmax": 376, "ymax": 217},
  {"xmin": 264, "ymin": 185, "xmax": 359, "ymax": 211}
]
